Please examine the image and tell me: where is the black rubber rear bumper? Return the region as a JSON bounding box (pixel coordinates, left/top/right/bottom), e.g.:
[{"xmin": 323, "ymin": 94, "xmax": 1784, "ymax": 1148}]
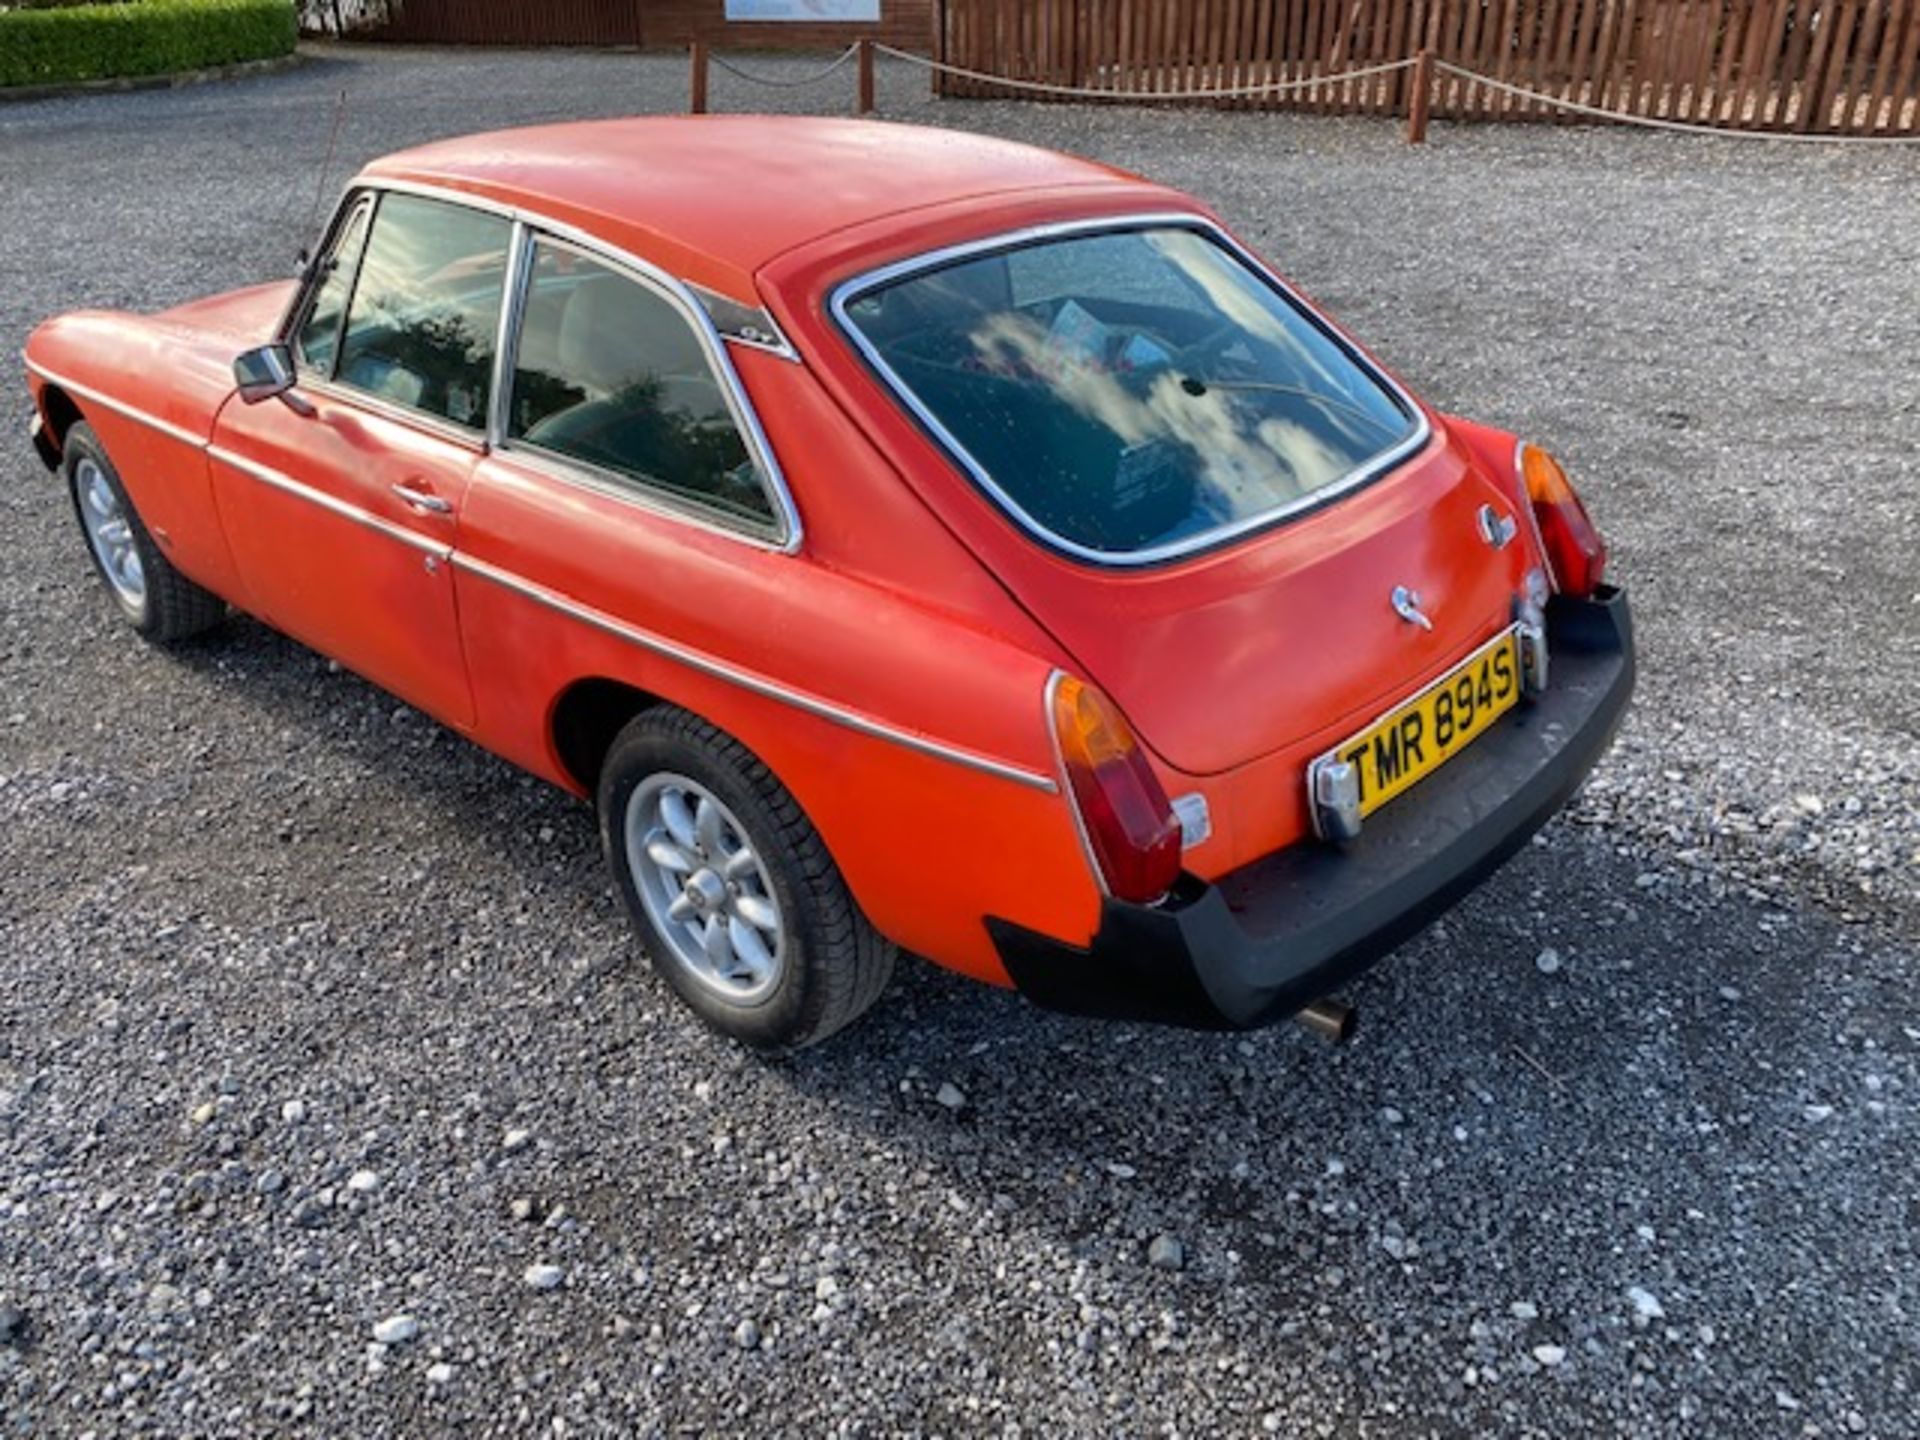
[{"xmin": 988, "ymin": 586, "xmax": 1636, "ymax": 1030}]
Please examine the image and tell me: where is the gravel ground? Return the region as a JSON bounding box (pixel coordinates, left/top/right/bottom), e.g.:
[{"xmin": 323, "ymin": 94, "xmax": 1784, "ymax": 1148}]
[{"xmin": 2, "ymin": 45, "xmax": 1917, "ymax": 1438}]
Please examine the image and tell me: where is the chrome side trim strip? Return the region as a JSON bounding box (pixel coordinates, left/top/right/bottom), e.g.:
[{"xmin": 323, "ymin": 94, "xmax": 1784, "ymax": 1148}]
[
  {"xmin": 206, "ymin": 445, "xmax": 450, "ymax": 559},
  {"xmin": 453, "ymin": 551, "xmax": 1057, "ymax": 793},
  {"xmin": 828, "ymin": 211, "xmax": 1434, "ymax": 570},
  {"xmin": 24, "ymin": 359, "xmax": 208, "ymax": 450},
  {"xmin": 281, "ymin": 177, "xmax": 805, "ymax": 555}
]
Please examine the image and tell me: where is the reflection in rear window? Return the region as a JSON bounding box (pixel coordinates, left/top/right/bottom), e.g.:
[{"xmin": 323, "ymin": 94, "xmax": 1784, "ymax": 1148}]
[{"xmin": 840, "ymin": 226, "xmax": 1422, "ymax": 562}]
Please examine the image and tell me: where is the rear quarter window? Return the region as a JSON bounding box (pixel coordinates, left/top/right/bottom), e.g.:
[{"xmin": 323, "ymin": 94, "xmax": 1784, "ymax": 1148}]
[{"xmin": 503, "ymin": 238, "xmax": 780, "ymax": 535}]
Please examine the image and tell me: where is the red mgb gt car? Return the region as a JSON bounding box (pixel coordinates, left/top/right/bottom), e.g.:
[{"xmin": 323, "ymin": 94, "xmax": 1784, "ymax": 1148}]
[{"xmin": 24, "ymin": 118, "xmax": 1632, "ymax": 1049}]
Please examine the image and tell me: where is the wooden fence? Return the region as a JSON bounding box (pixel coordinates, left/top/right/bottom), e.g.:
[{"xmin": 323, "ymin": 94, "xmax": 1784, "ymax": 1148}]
[{"xmin": 931, "ymin": 0, "xmax": 1920, "ymax": 134}]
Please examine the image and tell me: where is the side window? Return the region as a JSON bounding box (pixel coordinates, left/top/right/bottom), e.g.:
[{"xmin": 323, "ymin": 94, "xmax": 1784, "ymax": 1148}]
[
  {"xmin": 507, "ymin": 239, "xmax": 777, "ymax": 532},
  {"xmin": 335, "ymin": 193, "xmax": 511, "ymax": 430},
  {"xmin": 293, "ymin": 198, "xmax": 371, "ymax": 376}
]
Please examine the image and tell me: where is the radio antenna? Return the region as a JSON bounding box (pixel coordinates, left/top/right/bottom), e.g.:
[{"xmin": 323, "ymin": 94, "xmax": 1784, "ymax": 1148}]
[{"xmin": 297, "ymin": 88, "xmax": 349, "ymax": 262}]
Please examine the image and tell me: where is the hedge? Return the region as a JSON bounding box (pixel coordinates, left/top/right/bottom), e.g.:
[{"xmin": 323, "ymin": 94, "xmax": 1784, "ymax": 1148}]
[{"xmin": 0, "ymin": 0, "xmax": 297, "ymax": 89}]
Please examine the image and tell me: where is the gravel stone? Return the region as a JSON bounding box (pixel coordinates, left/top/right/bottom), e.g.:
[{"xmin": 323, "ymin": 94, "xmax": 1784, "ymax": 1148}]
[
  {"xmin": 1147, "ymin": 1235, "xmax": 1186, "ymax": 1270},
  {"xmin": 934, "ymin": 1082, "xmax": 966, "ymax": 1111},
  {"xmin": 370, "ymin": 1316, "xmax": 419, "ymax": 1346},
  {"xmin": 1533, "ymin": 1345, "xmax": 1568, "ymax": 1367},
  {"xmin": 0, "ymin": 42, "xmax": 1914, "ymax": 1439},
  {"xmin": 426, "ymin": 1361, "xmax": 455, "ymax": 1386},
  {"xmin": 734, "ymin": 1319, "xmax": 762, "ymax": 1351},
  {"xmin": 523, "ymin": 1264, "xmax": 565, "ymax": 1292},
  {"xmin": 1534, "ymin": 947, "xmax": 1563, "ymax": 975}
]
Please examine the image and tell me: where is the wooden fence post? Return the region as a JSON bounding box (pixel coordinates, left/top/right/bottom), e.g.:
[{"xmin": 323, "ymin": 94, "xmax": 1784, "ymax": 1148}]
[
  {"xmin": 858, "ymin": 37, "xmax": 875, "ymax": 113},
  {"xmin": 690, "ymin": 40, "xmax": 709, "ymax": 115},
  {"xmin": 931, "ymin": 0, "xmax": 946, "ymax": 97},
  {"xmin": 1407, "ymin": 47, "xmax": 1434, "ymax": 143}
]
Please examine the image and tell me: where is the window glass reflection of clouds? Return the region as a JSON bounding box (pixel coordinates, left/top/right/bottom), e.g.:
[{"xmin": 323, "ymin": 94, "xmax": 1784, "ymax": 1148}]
[{"xmin": 849, "ymin": 227, "xmax": 1416, "ymax": 557}]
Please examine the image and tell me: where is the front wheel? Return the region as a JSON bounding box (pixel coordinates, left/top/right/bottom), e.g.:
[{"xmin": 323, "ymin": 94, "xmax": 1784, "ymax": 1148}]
[
  {"xmin": 598, "ymin": 706, "xmax": 895, "ymax": 1050},
  {"xmin": 65, "ymin": 422, "xmax": 224, "ymax": 642}
]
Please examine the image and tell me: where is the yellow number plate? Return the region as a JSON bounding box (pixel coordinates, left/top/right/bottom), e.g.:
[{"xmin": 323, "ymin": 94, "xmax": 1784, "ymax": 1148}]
[{"xmin": 1322, "ymin": 628, "xmax": 1523, "ymax": 819}]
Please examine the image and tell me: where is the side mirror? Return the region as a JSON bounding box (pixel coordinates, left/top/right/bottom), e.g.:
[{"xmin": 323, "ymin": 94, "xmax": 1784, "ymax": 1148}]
[{"xmin": 233, "ymin": 343, "xmax": 297, "ymax": 405}]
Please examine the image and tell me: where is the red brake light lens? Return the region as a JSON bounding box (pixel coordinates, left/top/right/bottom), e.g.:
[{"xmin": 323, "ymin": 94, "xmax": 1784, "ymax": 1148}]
[
  {"xmin": 1049, "ymin": 675, "xmax": 1182, "ymax": 905},
  {"xmin": 1519, "ymin": 444, "xmax": 1608, "ymax": 598}
]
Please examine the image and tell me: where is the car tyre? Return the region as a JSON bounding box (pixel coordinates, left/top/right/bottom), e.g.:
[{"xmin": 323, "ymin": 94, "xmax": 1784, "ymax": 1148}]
[
  {"xmin": 599, "ymin": 705, "xmax": 895, "ymax": 1050},
  {"xmin": 65, "ymin": 422, "xmax": 225, "ymax": 642}
]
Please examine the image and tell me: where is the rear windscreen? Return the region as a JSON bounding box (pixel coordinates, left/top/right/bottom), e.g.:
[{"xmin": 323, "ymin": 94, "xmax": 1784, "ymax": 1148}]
[{"xmin": 840, "ymin": 225, "xmax": 1422, "ymax": 563}]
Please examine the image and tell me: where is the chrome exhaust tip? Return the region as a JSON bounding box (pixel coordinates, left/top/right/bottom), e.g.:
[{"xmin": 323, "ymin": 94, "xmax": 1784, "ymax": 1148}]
[{"xmin": 1295, "ymin": 998, "xmax": 1355, "ymax": 1044}]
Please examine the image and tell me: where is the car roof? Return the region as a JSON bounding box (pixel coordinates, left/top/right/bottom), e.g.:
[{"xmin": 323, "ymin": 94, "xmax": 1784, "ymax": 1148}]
[{"xmin": 360, "ymin": 116, "xmax": 1149, "ymax": 300}]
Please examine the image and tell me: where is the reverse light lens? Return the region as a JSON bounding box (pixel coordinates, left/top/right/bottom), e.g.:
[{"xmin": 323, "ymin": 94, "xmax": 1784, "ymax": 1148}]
[
  {"xmin": 1519, "ymin": 444, "xmax": 1608, "ymax": 598},
  {"xmin": 1049, "ymin": 675, "xmax": 1182, "ymax": 905}
]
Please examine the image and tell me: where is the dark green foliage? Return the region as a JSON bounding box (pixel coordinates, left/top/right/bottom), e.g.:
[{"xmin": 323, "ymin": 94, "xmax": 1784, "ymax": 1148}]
[{"xmin": 0, "ymin": 0, "xmax": 296, "ymax": 89}]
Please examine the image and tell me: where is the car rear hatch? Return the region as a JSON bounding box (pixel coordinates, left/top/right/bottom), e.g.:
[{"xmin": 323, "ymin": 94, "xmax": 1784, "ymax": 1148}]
[
  {"xmin": 821, "ymin": 211, "xmax": 1535, "ymax": 776},
  {"xmin": 979, "ymin": 431, "xmax": 1530, "ymax": 775}
]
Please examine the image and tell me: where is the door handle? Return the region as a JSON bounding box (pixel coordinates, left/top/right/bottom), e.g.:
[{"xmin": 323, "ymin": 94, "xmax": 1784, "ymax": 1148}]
[{"xmin": 392, "ymin": 482, "xmax": 452, "ymax": 515}]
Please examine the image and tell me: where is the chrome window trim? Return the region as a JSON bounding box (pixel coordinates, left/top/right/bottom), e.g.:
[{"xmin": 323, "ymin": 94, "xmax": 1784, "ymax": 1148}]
[
  {"xmin": 297, "ymin": 372, "xmax": 491, "ymax": 452},
  {"xmin": 282, "ymin": 177, "xmax": 803, "ymax": 554},
  {"xmin": 289, "ymin": 192, "xmax": 376, "ymax": 375},
  {"xmin": 483, "ymin": 443, "xmax": 791, "ymax": 555},
  {"xmin": 454, "ymin": 551, "xmax": 1058, "ymax": 793},
  {"xmin": 490, "ymin": 229, "xmax": 788, "ymax": 547},
  {"xmin": 206, "ymin": 444, "xmax": 451, "ymax": 558},
  {"xmin": 25, "ymin": 360, "xmax": 207, "ymax": 450},
  {"xmin": 828, "ymin": 212, "xmax": 1434, "ymax": 570},
  {"xmin": 292, "ymin": 188, "xmax": 514, "ymax": 442},
  {"xmin": 487, "ymin": 219, "xmax": 533, "ymax": 451}
]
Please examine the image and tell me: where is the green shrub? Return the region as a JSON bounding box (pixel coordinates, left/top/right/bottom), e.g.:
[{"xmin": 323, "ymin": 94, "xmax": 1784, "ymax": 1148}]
[{"xmin": 0, "ymin": 0, "xmax": 297, "ymax": 89}]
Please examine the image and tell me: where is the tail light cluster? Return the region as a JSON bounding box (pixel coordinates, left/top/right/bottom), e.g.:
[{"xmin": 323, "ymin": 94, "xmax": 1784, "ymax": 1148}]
[
  {"xmin": 1518, "ymin": 443, "xmax": 1608, "ymax": 598},
  {"xmin": 1048, "ymin": 674, "xmax": 1182, "ymax": 905}
]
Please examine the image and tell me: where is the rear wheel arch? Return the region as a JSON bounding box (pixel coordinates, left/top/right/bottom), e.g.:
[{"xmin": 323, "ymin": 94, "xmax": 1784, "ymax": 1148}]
[
  {"xmin": 550, "ymin": 676, "xmax": 666, "ymax": 795},
  {"xmin": 550, "ymin": 677, "xmax": 827, "ymax": 823}
]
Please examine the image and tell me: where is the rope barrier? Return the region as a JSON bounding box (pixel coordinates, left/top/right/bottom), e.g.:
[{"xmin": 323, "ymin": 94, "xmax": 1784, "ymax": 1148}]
[
  {"xmin": 698, "ymin": 41, "xmax": 1920, "ymax": 146},
  {"xmin": 707, "ymin": 43, "xmax": 859, "ymax": 89},
  {"xmin": 874, "ymin": 43, "xmax": 1416, "ymax": 103},
  {"xmin": 871, "ymin": 42, "xmax": 1917, "ymax": 145},
  {"xmin": 1432, "ymin": 60, "xmax": 1920, "ymax": 145}
]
